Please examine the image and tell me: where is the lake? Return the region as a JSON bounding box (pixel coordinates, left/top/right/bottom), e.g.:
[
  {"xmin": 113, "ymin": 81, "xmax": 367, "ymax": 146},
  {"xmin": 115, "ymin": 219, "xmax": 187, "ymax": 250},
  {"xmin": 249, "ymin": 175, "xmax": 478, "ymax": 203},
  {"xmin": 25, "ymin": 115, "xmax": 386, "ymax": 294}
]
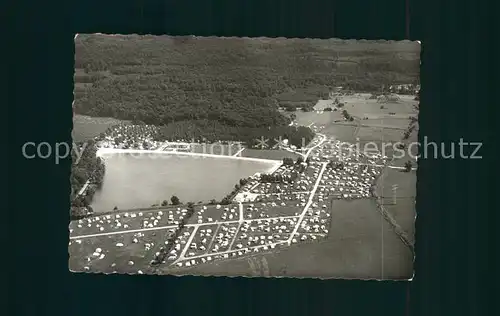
[{"xmin": 91, "ymin": 153, "xmax": 278, "ymax": 212}]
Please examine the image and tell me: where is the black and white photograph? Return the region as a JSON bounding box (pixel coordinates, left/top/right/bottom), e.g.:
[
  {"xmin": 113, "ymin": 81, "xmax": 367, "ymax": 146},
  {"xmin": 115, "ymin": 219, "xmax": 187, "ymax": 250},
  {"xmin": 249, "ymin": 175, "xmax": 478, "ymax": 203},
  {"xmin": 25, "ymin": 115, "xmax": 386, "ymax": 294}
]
[{"xmin": 69, "ymin": 34, "xmax": 420, "ymax": 279}]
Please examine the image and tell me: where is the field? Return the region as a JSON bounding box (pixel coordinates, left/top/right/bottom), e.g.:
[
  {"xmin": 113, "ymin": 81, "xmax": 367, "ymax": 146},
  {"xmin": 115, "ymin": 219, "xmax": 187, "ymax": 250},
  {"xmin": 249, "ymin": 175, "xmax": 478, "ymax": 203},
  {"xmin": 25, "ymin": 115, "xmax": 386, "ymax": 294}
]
[
  {"xmin": 73, "ymin": 35, "xmax": 419, "ymax": 146},
  {"xmin": 72, "ymin": 115, "xmax": 128, "ymax": 142},
  {"xmin": 375, "ymin": 166, "xmax": 417, "ymax": 245},
  {"xmin": 173, "ymin": 199, "xmax": 413, "ymax": 279}
]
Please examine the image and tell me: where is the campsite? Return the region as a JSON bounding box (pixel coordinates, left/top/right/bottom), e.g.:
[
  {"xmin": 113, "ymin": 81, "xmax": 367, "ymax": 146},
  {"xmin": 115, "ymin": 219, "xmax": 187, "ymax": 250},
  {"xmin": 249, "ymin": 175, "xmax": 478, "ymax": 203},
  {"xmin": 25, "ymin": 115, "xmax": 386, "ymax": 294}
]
[{"xmin": 70, "ymin": 35, "xmax": 419, "ymax": 279}]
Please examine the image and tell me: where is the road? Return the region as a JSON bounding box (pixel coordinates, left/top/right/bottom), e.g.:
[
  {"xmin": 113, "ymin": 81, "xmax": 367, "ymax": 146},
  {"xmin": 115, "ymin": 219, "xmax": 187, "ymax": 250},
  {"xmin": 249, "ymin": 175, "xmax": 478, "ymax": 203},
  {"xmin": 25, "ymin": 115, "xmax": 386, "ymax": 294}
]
[
  {"xmin": 352, "ymin": 117, "xmax": 362, "ymax": 139},
  {"xmin": 77, "ymin": 180, "xmax": 90, "ymax": 196},
  {"xmin": 228, "ymin": 203, "xmax": 244, "ymax": 250},
  {"xmin": 284, "ymin": 133, "xmax": 327, "ymax": 159},
  {"xmin": 70, "ymin": 215, "xmax": 301, "ymax": 240},
  {"xmin": 330, "ymin": 122, "xmax": 408, "ymax": 131},
  {"xmin": 233, "ymin": 148, "xmax": 245, "ymax": 157},
  {"xmin": 173, "ymin": 226, "xmax": 199, "ymax": 264},
  {"xmin": 174, "ymin": 240, "xmax": 289, "ymax": 263},
  {"xmin": 304, "ymin": 133, "xmax": 327, "ymax": 159},
  {"xmin": 287, "ymin": 161, "xmax": 328, "ymax": 245},
  {"xmin": 73, "ymin": 113, "xmax": 416, "ymax": 269},
  {"xmin": 97, "ymin": 147, "xmax": 281, "ymax": 164},
  {"xmin": 352, "ymin": 162, "xmax": 417, "ymax": 171},
  {"xmin": 206, "ymin": 223, "xmax": 222, "ymax": 253}
]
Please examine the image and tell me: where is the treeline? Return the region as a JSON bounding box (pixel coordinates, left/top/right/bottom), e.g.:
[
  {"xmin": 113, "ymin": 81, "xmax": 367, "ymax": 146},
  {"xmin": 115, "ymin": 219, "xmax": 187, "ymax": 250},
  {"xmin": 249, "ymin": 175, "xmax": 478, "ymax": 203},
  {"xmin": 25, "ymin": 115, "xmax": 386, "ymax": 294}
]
[
  {"xmin": 281, "ymin": 102, "xmax": 317, "ymax": 112},
  {"xmin": 260, "ymin": 173, "xmax": 298, "ymax": 183},
  {"xmin": 70, "ymin": 140, "xmax": 105, "ymax": 219},
  {"xmin": 215, "ymin": 178, "xmax": 251, "ymax": 205},
  {"xmin": 342, "ymin": 110, "xmax": 354, "ymax": 121},
  {"xmin": 151, "ymin": 202, "xmax": 196, "ymax": 266},
  {"xmin": 155, "ymin": 120, "xmax": 315, "ymax": 149},
  {"xmin": 259, "ymin": 156, "xmax": 310, "ymax": 183},
  {"xmin": 74, "ymin": 35, "xmax": 419, "ymax": 144}
]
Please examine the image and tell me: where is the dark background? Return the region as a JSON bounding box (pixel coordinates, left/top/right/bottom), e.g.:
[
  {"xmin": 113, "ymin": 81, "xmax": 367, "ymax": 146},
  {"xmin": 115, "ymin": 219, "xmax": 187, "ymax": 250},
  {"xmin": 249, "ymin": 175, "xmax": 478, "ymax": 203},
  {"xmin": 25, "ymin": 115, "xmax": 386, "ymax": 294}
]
[{"xmin": 8, "ymin": 0, "xmax": 492, "ymax": 315}]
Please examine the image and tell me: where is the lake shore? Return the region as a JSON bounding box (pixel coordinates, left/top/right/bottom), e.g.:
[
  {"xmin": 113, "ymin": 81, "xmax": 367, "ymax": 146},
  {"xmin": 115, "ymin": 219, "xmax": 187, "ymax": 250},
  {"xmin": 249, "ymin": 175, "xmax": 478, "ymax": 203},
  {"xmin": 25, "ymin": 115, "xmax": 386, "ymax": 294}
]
[{"xmin": 96, "ymin": 147, "xmax": 282, "ymax": 172}]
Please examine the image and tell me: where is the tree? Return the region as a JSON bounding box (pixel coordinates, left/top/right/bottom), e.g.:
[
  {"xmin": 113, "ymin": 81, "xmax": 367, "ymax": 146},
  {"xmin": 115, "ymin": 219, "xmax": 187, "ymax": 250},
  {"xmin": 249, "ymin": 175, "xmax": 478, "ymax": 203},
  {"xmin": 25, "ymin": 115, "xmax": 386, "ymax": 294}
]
[
  {"xmin": 283, "ymin": 157, "xmax": 294, "ymax": 166},
  {"xmin": 404, "ymin": 160, "xmax": 413, "ymax": 172},
  {"xmin": 324, "ymin": 107, "xmax": 333, "ymax": 112},
  {"xmin": 187, "ymin": 202, "xmax": 195, "ymax": 216},
  {"xmin": 161, "ymin": 200, "xmax": 169, "ymax": 206},
  {"xmin": 171, "ymin": 195, "xmax": 180, "ymax": 205},
  {"xmin": 113, "ymin": 206, "xmax": 118, "ymax": 210},
  {"xmin": 87, "ymin": 205, "xmax": 94, "ymax": 214},
  {"xmin": 296, "ymin": 156, "xmax": 304, "ymax": 165},
  {"xmin": 209, "ymin": 199, "xmax": 217, "ymax": 205}
]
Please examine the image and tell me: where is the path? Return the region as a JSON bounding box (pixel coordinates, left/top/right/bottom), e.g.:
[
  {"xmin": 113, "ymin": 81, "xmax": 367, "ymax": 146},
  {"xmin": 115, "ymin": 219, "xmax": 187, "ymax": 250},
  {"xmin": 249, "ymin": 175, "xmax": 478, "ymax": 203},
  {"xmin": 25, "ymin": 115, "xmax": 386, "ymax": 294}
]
[
  {"xmin": 282, "ymin": 133, "xmax": 326, "ymax": 159},
  {"xmin": 206, "ymin": 223, "xmax": 222, "ymax": 253},
  {"xmin": 70, "ymin": 215, "xmax": 300, "ymax": 240},
  {"xmin": 175, "ymin": 240, "xmax": 289, "ymax": 262},
  {"xmin": 287, "ymin": 161, "xmax": 328, "ymax": 245},
  {"xmin": 228, "ymin": 203, "xmax": 244, "ymax": 250},
  {"xmin": 304, "ymin": 133, "xmax": 327, "ymax": 159},
  {"xmin": 97, "ymin": 147, "xmax": 281, "ymax": 165},
  {"xmin": 329, "ymin": 122, "xmax": 408, "ymax": 131},
  {"xmin": 348, "ymin": 162, "xmax": 417, "ymax": 171},
  {"xmin": 77, "ymin": 180, "xmax": 90, "ymax": 196},
  {"xmin": 233, "ymin": 148, "xmax": 245, "ymax": 157},
  {"xmin": 173, "ymin": 226, "xmax": 199, "ymax": 264},
  {"xmin": 265, "ymin": 191, "xmax": 310, "ymax": 195},
  {"xmin": 352, "ymin": 116, "xmax": 362, "ymax": 139}
]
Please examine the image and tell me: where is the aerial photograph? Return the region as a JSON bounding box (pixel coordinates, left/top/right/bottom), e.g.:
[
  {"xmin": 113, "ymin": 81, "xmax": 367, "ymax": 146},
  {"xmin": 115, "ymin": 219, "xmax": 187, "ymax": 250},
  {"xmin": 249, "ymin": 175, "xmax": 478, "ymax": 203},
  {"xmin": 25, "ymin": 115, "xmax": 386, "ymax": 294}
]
[{"xmin": 70, "ymin": 34, "xmax": 420, "ymax": 280}]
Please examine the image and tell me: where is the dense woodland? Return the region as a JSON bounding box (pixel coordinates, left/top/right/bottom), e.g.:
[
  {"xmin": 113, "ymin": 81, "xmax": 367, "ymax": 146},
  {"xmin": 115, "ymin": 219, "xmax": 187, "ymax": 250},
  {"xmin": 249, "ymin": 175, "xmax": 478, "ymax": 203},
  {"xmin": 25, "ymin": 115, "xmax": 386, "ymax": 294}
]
[
  {"xmin": 70, "ymin": 141, "xmax": 105, "ymax": 219},
  {"xmin": 155, "ymin": 121, "xmax": 315, "ymax": 148},
  {"xmin": 70, "ymin": 36, "xmax": 419, "ymax": 216},
  {"xmin": 74, "ymin": 35, "xmax": 420, "ymax": 144}
]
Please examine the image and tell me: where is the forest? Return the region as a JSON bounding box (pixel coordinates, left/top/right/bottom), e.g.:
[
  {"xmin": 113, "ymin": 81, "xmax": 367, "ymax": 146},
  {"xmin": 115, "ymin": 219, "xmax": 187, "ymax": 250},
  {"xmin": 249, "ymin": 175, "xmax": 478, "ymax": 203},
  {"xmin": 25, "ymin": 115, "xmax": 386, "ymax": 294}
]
[
  {"xmin": 74, "ymin": 35, "xmax": 420, "ymax": 144},
  {"xmin": 155, "ymin": 120, "xmax": 315, "ymax": 149},
  {"xmin": 70, "ymin": 140, "xmax": 105, "ymax": 219}
]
